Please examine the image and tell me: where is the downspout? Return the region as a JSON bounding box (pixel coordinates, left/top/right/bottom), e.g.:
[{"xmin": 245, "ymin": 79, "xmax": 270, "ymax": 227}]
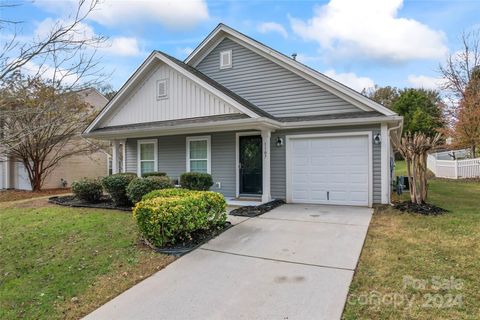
[{"xmin": 387, "ymin": 119, "xmax": 404, "ymax": 205}]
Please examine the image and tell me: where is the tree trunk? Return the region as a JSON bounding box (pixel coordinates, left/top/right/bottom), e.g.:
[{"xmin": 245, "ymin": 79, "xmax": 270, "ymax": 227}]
[{"xmin": 406, "ymin": 158, "xmax": 416, "ymax": 203}]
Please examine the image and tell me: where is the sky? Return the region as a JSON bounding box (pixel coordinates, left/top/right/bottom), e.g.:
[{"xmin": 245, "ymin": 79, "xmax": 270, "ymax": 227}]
[{"xmin": 3, "ymin": 0, "xmax": 480, "ymax": 92}]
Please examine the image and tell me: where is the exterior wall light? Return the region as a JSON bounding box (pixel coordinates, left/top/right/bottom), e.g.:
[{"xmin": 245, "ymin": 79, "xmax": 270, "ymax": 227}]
[
  {"xmin": 276, "ymin": 137, "xmax": 284, "ymax": 147},
  {"xmin": 373, "ymin": 133, "xmax": 381, "ymax": 145}
]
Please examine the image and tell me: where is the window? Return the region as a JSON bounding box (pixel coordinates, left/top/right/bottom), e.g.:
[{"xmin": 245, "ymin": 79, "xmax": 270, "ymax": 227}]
[
  {"xmin": 186, "ymin": 136, "xmax": 211, "ymax": 173},
  {"xmin": 156, "ymin": 79, "xmax": 168, "ymax": 99},
  {"xmin": 137, "ymin": 139, "xmax": 158, "ymax": 176},
  {"xmin": 219, "ymin": 50, "xmax": 232, "ymax": 69}
]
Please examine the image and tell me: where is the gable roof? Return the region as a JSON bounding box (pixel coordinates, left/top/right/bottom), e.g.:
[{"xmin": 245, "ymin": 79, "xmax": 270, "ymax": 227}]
[
  {"xmin": 186, "ymin": 23, "xmax": 396, "ymax": 117},
  {"xmin": 158, "ymin": 51, "xmax": 275, "ymax": 119},
  {"xmin": 84, "ymin": 51, "xmax": 275, "ymax": 134}
]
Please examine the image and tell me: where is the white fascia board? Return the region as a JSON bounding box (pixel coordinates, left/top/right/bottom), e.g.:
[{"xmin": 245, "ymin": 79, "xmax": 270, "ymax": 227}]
[
  {"xmin": 83, "ymin": 118, "xmax": 279, "ymax": 140},
  {"xmin": 186, "ymin": 24, "xmax": 396, "ymax": 117},
  {"xmin": 83, "ymin": 114, "xmax": 402, "ymax": 140},
  {"xmin": 279, "ymin": 115, "xmax": 403, "ymax": 129},
  {"xmin": 84, "ymin": 52, "xmax": 158, "ymax": 134},
  {"xmin": 153, "ymin": 52, "xmax": 260, "ymax": 119}
]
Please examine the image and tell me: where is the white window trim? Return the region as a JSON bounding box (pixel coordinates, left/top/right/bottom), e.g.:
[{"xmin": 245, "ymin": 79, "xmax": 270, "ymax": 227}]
[
  {"xmin": 219, "ymin": 49, "xmax": 232, "ymax": 69},
  {"xmin": 137, "ymin": 139, "xmax": 158, "ymax": 177},
  {"xmin": 186, "ymin": 135, "xmax": 211, "ymax": 174},
  {"xmin": 156, "ymin": 79, "xmax": 168, "ymax": 100}
]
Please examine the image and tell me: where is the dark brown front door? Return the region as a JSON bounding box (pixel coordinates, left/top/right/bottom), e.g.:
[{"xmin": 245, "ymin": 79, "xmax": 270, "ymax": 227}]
[{"xmin": 239, "ymin": 135, "xmax": 262, "ymax": 195}]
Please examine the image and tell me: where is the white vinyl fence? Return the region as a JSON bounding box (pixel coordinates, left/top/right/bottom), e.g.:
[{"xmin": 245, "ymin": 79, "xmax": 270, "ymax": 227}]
[{"xmin": 427, "ymin": 150, "xmax": 480, "ymax": 179}]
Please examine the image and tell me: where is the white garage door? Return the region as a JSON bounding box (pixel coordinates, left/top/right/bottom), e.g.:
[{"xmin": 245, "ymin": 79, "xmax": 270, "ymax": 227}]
[{"xmin": 287, "ymin": 134, "xmax": 370, "ymax": 206}]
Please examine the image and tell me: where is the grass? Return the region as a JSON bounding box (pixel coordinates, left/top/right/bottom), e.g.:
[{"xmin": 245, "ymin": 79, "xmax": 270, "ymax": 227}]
[
  {"xmin": 0, "ymin": 201, "xmax": 174, "ymax": 320},
  {"xmin": 343, "ymin": 161, "xmax": 480, "ymax": 320}
]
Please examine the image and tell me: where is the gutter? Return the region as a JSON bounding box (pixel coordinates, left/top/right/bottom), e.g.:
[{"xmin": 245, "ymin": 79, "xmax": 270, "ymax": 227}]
[{"xmin": 84, "ymin": 115, "xmax": 403, "ymax": 140}]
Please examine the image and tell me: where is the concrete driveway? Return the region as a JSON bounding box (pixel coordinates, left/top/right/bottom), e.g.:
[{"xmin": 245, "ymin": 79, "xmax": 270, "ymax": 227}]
[{"xmin": 84, "ymin": 204, "xmax": 372, "ymax": 320}]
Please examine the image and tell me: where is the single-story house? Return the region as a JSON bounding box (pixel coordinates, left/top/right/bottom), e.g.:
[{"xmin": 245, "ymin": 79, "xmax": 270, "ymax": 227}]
[
  {"xmin": 83, "ymin": 24, "xmax": 403, "ymax": 207},
  {"xmin": 1, "ymin": 88, "xmax": 110, "ymax": 190}
]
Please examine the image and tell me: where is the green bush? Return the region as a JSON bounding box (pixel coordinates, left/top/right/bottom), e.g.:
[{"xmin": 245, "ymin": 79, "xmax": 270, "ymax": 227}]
[
  {"xmin": 142, "ymin": 171, "xmax": 167, "ymax": 178},
  {"xmin": 134, "ymin": 189, "xmax": 227, "ymax": 247},
  {"xmin": 102, "ymin": 173, "xmax": 136, "ymax": 206},
  {"xmin": 180, "ymin": 172, "xmax": 213, "ymax": 191},
  {"xmin": 142, "ymin": 188, "xmax": 192, "ymax": 201},
  {"xmin": 71, "ymin": 178, "xmax": 103, "ymax": 202},
  {"xmin": 126, "ymin": 176, "xmax": 173, "ymax": 203}
]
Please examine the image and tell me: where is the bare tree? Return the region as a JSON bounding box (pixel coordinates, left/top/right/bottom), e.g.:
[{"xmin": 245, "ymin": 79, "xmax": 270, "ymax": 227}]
[
  {"xmin": 394, "ymin": 133, "xmax": 441, "ymax": 204},
  {"xmin": 440, "ymin": 29, "xmax": 480, "ymax": 156},
  {"xmin": 0, "ymin": 0, "xmax": 107, "ymax": 147},
  {"xmin": 1, "ymin": 73, "xmax": 101, "ymax": 191}
]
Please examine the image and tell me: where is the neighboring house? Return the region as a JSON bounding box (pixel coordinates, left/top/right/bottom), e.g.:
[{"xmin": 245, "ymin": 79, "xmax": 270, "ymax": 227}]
[
  {"xmin": 83, "ymin": 24, "xmax": 403, "ymax": 207},
  {"xmin": 0, "ymin": 88, "xmax": 109, "ymax": 190}
]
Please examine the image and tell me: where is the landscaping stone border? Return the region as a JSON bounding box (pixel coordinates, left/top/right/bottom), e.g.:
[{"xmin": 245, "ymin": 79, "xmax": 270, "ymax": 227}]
[
  {"xmin": 229, "ymin": 199, "xmax": 285, "ymax": 217},
  {"xmin": 49, "ymin": 195, "xmax": 132, "ymax": 211}
]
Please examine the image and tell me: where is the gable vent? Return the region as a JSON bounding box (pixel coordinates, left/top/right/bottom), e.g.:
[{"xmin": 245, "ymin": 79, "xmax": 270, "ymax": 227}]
[
  {"xmin": 220, "ymin": 50, "xmax": 232, "ymax": 69},
  {"xmin": 156, "ymin": 79, "xmax": 168, "ymax": 99}
]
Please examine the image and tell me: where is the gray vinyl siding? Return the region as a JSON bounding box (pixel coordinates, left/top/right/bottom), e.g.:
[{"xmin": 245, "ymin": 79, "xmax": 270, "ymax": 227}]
[
  {"xmin": 270, "ymin": 125, "xmax": 382, "ymax": 204},
  {"xmin": 125, "ymin": 125, "xmax": 382, "ymax": 204},
  {"xmin": 125, "ymin": 132, "xmax": 236, "ymax": 197},
  {"xmin": 196, "ymin": 37, "xmax": 362, "ymax": 117}
]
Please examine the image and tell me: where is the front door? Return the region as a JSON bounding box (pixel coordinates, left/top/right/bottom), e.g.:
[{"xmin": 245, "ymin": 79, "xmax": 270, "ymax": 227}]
[{"xmin": 239, "ymin": 135, "xmax": 263, "ymax": 195}]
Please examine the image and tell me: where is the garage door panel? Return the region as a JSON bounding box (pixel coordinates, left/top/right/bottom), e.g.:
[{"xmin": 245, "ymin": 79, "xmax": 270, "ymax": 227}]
[{"xmin": 289, "ymin": 134, "xmax": 369, "ymax": 206}]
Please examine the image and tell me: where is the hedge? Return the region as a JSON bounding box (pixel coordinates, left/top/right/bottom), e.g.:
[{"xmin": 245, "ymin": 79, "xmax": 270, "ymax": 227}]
[
  {"xmin": 142, "ymin": 172, "xmax": 167, "ymax": 178},
  {"xmin": 134, "ymin": 188, "xmax": 227, "ymax": 247},
  {"xmin": 180, "ymin": 172, "xmax": 213, "ymax": 191},
  {"xmin": 126, "ymin": 176, "xmax": 173, "ymax": 203},
  {"xmin": 142, "ymin": 188, "xmax": 192, "ymax": 201},
  {"xmin": 102, "ymin": 173, "xmax": 136, "ymax": 206},
  {"xmin": 71, "ymin": 178, "xmax": 103, "ymax": 202}
]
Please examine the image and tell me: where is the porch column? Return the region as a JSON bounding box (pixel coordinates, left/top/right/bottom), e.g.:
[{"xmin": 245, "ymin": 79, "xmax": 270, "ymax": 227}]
[
  {"xmin": 261, "ymin": 129, "xmax": 271, "ymax": 203},
  {"xmin": 120, "ymin": 140, "xmax": 126, "ymax": 173},
  {"xmin": 111, "ymin": 140, "xmax": 120, "ymax": 174}
]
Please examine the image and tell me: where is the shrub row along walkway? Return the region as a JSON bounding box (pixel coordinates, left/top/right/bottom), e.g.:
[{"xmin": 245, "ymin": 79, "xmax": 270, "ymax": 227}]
[{"xmin": 84, "ymin": 204, "xmax": 373, "ymax": 320}]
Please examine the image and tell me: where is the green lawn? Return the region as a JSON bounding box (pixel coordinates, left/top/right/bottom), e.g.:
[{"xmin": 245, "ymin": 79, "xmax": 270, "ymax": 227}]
[
  {"xmin": 0, "ymin": 202, "xmax": 174, "ymax": 320},
  {"xmin": 343, "ymin": 161, "xmax": 480, "ymax": 319}
]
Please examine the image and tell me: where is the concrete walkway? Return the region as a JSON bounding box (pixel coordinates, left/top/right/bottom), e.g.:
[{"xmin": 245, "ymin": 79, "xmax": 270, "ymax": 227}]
[{"xmin": 84, "ymin": 204, "xmax": 372, "ymax": 320}]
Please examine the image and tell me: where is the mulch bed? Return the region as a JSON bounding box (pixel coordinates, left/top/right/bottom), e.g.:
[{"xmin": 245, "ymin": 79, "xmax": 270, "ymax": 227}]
[
  {"xmin": 143, "ymin": 222, "xmax": 232, "ymax": 256},
  {"xmin": 0, "ymin": 188, "xmax": 70, "ymax": 203},
  {"xmin": 49, "ymin": 195, "xmax": 132, "ymax": 211},
  {"xmin": 229, "ymin": 199, "xmax": 285, "ymax": 217},
  {"xmin": 393, "ymin": 201, "xmax": 448, "ymax": 215}
]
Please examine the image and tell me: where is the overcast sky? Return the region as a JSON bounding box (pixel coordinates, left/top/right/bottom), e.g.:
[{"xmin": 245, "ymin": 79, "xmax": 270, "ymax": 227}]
[{"xmin": 4, "ymin": 0, "xmax": 480, "ymax": 92}]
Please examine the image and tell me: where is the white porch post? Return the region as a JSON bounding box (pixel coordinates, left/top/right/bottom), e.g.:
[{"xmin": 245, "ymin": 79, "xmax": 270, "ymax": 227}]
[
  {"xmin": 381, "ymin": 123, "xmax": 389, "ymax": 204},
  {"xmin": 261, "ymin": 129, "xmax": 271, "ymax": 203},
  {"xmin": 111, "ymin": 140, "xmax": 120, "ymax": 174},
  {"xmin": 120, "ymin": 140, "xmax": 126, "ymax": 173}
]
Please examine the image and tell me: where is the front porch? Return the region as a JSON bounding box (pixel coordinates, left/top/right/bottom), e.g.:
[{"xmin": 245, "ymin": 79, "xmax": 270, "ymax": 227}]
[{"xmin": 110, "ymin": 128, "xmax": 274, "ymax": 203}]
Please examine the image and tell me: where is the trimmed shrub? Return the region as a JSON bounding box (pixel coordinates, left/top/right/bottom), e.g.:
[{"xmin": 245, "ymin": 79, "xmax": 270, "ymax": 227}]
[
  {"xmin": 126, "ymin": 176, "xmax": 173, "ymax": 203},
  {"xmin": 142, "ymin": 188, "xmax": 192, "ymax": 201},
  {"xmin": 142, "ymin": 171, "xmax": 167, "ymax": 178},
  {"xmin": 71, "ymin": 178, "xmax": 103, "ymax": 202},
  {"xmin": 133, "ymin": 189, "xmax": 227, "ymax": 247},
  {"xmin": 180, "ymin": 172, "xmax": 213, "ymax": 191},
  {"xmin": 102, "ymin": 173, "xmax": 136, "ymax": 206}
]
